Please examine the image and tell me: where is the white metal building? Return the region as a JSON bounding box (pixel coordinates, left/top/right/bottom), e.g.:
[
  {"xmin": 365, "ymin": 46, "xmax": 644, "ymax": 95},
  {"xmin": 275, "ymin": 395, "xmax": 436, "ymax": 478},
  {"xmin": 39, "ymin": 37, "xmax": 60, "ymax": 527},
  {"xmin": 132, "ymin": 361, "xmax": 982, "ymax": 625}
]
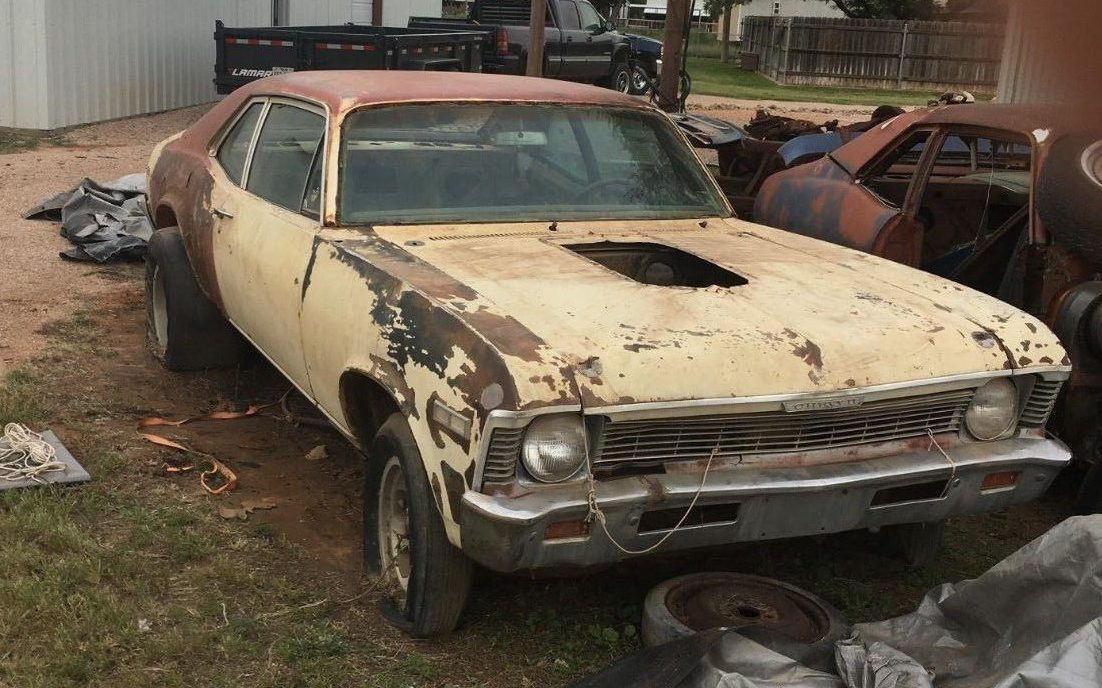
[
  {"xmin": 0, "ymin": 0, "xmax": 441, "ymax": 130},
  {"xmin": 719, "ymin": 0, "xmax": 846, "ymax": 41}
]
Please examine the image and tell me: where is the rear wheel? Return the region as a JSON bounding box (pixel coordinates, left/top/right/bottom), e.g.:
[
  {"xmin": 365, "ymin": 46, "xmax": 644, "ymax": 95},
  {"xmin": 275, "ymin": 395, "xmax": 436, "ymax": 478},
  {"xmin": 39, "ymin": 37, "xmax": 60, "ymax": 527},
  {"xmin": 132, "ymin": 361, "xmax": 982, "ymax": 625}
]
[
  {"xmin": 144, "ymin": 227, "xmax": 243, "ymax": 371},
  {"xmin": 364, "ymin": 414, "xmax": 472, "ymax": 637}
]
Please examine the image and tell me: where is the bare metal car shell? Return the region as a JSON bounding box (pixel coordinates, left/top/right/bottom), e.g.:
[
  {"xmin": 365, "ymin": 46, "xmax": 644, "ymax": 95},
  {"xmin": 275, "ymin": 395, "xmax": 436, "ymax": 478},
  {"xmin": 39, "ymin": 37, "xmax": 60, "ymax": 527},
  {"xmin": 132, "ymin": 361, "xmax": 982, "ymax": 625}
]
[{"xmin": 148, "ymin": 72, "xmax": 1071, "ymax": 572}]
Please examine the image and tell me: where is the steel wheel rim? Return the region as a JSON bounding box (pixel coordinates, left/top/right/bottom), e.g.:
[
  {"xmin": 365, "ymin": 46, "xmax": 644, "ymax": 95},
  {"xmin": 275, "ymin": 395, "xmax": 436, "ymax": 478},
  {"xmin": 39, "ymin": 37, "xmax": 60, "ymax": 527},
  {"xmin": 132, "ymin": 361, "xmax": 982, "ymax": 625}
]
[
  {"xmin": 151, "ymin": 265, "xmax": 169, "ymax": 356},
  {"xmin": 378, "ymin": 456, "xmax": 412, "ymax": 591},
  {"xmin": 631, "ymin": 69, "xmax": 649, "ymax": 93}
]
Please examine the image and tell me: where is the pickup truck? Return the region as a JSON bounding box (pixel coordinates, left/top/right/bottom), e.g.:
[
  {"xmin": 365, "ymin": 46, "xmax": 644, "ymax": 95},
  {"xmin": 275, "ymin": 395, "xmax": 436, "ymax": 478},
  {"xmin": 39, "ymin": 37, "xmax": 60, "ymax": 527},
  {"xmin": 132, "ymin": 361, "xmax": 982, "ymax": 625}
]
[
  {"xmin": 213, "ymin": 20, "xmax": 485, "ymax": 94},
  {"xmin": 146, "ymin": 71, "xmax": 1071, "ymax": 637},
  {"xmin": 410, "ymin": 0, "xmax": 642, "ymax": 92}
]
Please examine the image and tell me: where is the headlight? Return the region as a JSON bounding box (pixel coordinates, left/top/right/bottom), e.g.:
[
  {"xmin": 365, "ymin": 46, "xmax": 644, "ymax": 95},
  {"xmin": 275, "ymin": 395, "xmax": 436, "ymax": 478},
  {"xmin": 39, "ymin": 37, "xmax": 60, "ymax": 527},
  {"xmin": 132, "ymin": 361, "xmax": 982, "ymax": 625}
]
[
  {"xmin": 965, "ymin": 379, "xmax": 1019, "ymax": 440},
  {"xmin": 521, "ymin": 414, "xmax": 587, "ymax": 483}
]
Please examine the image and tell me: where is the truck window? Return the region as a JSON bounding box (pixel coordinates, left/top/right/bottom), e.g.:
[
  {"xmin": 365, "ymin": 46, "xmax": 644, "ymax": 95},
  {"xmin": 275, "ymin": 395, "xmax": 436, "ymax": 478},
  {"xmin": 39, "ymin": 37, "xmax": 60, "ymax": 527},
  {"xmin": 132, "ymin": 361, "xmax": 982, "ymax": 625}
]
[
  {"xmin": 558, "ymin": 1, "xmax": 581, "ymax": 30},
  {"xmin": 576, "ymin": 0, "xmax": 603, "ymax": 30},
  {"xmin": 216, "ymin": 102, "xmax": 263, "ymax": 185},
  {"xmin": 246, "ymin": 103, "xmax": 325, "ymax": 215},
  {"xmin": 339, "ymin": 104, "xmax": 729, "ymax": 224}
]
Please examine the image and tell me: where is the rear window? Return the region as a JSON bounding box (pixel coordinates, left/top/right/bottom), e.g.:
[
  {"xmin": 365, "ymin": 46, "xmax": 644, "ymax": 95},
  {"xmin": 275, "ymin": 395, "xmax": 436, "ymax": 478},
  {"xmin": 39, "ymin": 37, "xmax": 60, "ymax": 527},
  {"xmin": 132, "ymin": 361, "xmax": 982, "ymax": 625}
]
[{"xmin": 338, "ymin": 104, "xmax": 729, "ymax": 225}]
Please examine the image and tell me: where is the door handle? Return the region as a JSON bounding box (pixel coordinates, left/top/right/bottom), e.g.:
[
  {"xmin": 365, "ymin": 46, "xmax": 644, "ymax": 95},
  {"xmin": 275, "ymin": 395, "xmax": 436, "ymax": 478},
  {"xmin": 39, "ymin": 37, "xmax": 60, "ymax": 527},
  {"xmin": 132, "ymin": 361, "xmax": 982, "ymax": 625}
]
[{"xmin": 212, "ymin": 207, "xmax": 234, "ymax": 219}]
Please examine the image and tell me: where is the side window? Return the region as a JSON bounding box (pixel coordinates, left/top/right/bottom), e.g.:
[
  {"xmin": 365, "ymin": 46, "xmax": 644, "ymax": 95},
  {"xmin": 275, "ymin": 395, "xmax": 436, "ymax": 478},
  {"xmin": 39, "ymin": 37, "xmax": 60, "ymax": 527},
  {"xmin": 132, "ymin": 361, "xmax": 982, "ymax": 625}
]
[
  {"xmin": 246, "ymin": 103, "xmax": 325, "ymax": 214},
  {"xmin": 216, "ymin": 102, "xmax": 263, "ymax": 185},
  {"xmin": 860, "ymin": 130, "xmax": 932, "ymax": 208},
  {"xmin": 917, "ymin": 131, "xmax": 1033, "ymax": 281},
  {"xmin": 576, "ymin": 0, "xmax": 602, "ymax": 30},
  {"xmin": 558, "ymin": 1, "xmax": 581, "ymax": 30}
]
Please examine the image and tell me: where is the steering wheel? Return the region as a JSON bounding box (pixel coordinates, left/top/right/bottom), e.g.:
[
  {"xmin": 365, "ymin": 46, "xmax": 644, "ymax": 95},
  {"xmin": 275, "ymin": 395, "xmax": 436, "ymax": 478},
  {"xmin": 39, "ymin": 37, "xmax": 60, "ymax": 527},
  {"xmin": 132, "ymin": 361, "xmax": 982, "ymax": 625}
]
[{"xmin": 575, "ymin": 177, "xmax": 633, "ymax": 204}]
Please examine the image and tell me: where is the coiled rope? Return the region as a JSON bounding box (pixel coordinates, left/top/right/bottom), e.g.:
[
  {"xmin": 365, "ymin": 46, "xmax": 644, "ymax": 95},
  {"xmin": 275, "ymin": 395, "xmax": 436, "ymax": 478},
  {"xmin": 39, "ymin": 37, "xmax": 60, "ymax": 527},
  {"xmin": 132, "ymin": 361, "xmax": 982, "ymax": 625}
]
[{"xmin": 0, "ymin": 423, "xmax": 66, "ymax": 484}]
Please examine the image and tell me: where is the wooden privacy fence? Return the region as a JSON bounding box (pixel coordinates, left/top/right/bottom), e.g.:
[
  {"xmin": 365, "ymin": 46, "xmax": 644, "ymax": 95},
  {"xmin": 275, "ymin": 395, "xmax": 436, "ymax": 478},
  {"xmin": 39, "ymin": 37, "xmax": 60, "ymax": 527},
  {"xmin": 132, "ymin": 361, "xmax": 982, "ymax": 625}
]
[{"xmin": 741, "ymin": 16, "xmax": 1005, "ymax": 92}]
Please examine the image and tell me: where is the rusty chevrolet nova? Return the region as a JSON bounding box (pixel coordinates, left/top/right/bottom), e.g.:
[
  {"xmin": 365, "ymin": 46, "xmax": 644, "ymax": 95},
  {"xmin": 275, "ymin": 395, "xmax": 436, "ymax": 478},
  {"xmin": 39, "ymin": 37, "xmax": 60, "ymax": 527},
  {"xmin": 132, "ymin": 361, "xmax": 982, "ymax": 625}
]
[{"xmin": 146, "ymin": 71, "xmax": 1071, "ymax": 636}]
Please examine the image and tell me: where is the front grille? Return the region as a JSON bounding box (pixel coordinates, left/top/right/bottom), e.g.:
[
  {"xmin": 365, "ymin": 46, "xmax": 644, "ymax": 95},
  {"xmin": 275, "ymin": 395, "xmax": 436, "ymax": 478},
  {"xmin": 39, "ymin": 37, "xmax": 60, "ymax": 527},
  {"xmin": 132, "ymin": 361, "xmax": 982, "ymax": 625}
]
[
  {"xmin": 1020, "ymin": 379, "xmax": 1063, "ymax": 426},
  {"xmin": 481, "ymin": 427, "xmax": 524, "ymax": 484},
  {"xmin": 592, "ymin": 389, "xmax": 975, "ymax": 469}
]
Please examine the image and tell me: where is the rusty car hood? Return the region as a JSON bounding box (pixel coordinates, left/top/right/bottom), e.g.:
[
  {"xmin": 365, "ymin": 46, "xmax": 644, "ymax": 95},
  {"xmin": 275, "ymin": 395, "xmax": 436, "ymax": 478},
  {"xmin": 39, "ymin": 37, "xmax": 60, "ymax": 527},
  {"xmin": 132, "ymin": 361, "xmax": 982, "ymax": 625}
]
[{"xmin": 365, "ymin": 218, "xmax": 1067, "ymax": 410}]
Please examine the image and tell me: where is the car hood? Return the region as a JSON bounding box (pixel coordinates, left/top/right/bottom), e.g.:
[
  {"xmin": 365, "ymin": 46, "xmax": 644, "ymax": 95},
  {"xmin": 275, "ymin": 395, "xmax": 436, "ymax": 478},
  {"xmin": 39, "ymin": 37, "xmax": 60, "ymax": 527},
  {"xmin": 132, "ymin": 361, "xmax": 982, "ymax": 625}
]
[{"xmin": 366, "ymin": 218, "xmax": 1067, "ymax": 410}]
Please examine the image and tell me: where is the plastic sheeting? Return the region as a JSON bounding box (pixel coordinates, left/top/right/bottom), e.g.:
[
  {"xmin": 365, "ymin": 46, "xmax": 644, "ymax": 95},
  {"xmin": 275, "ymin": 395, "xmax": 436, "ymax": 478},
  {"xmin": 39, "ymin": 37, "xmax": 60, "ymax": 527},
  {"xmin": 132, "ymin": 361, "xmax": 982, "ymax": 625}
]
[
  {"xmin": 572, "ymin": 516, "xmax": 1102, "ymax": 688},
  {"xmin": 23, "ymin": 174, "xmax": 152, "ymax": 262}
]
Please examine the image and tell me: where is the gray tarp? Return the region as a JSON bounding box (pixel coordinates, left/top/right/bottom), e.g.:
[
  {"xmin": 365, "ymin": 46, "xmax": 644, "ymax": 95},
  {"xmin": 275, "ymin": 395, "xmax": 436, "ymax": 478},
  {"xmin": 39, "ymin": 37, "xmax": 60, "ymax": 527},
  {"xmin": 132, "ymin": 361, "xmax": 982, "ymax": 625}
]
[
  {"xmin": 23, "ymin": 174, "xmax": 152, "ymax": 262},
  {"xmin": 574, "ymin": 516, "xmax": 1102, "ymax": 688}
]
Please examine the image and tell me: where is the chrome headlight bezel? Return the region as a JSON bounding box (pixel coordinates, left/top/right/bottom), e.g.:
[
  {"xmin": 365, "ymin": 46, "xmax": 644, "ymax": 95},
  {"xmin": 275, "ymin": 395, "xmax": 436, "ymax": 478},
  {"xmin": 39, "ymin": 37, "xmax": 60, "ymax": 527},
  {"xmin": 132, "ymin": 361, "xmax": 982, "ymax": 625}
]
[
  {"xmin": 520, "ymin": 414, "xmax": 588, "ymax": 484},
  {"xmin": 964, "ymin": 378, "xmax": 1020, "ymax": 441}
]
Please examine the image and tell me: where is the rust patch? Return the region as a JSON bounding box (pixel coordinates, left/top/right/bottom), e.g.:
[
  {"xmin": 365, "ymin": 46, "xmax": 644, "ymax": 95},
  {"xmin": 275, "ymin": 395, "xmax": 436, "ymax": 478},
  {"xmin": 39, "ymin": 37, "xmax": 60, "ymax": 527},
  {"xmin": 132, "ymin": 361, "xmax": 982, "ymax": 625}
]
[
  {"xmin": 439, "ymin": 463, "xmax": 467, "ymax": 523},
  {"xmin": 792, "ymin": 339, "xmax": 824, "ymax": 369},
  {"xmin": 639, "ymin": 475, "xmax": 667, "ymax": 503},
  {"xmin": 1019, "ymin": 356, "xmax": 1034, "ymax": 366},
  {"xmin": 1026, "ymin": 322, "xmax": 1038, "ymax": 333},
  {"xmin": 431, "ymin": 473, "xmax": 444, "ymax": 513},
  {"xmin": 1040, "ymin": 356, "xmax": 1054, "ymax": 364},
  {"xmin": 624, "ymin": 343, "xmax": 658, "ymax": 352}
]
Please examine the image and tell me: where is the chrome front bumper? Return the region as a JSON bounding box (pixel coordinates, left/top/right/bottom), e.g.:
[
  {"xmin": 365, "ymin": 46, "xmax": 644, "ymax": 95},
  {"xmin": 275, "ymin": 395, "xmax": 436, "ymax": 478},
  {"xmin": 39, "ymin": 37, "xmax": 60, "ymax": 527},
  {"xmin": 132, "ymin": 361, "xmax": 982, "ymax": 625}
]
[{"xmin": 459, "ymin": 436, "xmax": 1070, "ymax": 572}]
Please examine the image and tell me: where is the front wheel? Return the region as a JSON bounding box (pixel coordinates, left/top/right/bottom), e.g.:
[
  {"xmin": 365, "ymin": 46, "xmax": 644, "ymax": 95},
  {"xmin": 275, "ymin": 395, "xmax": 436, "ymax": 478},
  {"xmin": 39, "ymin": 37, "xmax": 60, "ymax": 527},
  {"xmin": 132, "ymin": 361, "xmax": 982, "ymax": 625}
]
[
  {"xmin": 364, "ymin": 414, "xmax": 473, "ymax": 637},
  {"xmin": 609, "ymin": 60, "xmax": 632, "ymax": 94}
]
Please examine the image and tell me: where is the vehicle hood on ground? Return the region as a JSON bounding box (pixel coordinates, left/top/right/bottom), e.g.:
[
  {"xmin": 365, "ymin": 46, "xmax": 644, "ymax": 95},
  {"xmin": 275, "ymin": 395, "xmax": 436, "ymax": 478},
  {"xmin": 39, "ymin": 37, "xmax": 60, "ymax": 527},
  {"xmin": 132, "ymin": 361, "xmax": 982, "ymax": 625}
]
[{"xmin": 361, "ymin": 218, "xmax": 1066, "ymax": 410}]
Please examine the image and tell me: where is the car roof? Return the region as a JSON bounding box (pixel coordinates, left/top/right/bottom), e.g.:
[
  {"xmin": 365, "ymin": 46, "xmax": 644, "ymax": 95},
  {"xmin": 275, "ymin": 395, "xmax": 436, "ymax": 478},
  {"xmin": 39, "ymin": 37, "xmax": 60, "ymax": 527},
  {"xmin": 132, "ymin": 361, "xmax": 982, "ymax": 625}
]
[
  {"xmin": 830, "ymin": 103, "xmax": 1090, "ymax": 177},
  {"xmin": 238, "ymin": 70, "xmax": 650, "ymax": 114}
]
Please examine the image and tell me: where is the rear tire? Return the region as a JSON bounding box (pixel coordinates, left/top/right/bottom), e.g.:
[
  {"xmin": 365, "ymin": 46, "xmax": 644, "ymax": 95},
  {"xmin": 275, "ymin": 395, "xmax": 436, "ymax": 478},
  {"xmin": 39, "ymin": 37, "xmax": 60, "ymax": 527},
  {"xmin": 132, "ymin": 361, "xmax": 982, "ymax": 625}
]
[
  {"xmin": 364, "ymin": 414, "xmax": 473, "ymax": 637},
  {"xmin": 144, "ymin": 227, "xmax": 243, "ymax": 371},
  {"xmin": 1036, "ymin": 135, "xmax": 1102, "ymax": 265}
]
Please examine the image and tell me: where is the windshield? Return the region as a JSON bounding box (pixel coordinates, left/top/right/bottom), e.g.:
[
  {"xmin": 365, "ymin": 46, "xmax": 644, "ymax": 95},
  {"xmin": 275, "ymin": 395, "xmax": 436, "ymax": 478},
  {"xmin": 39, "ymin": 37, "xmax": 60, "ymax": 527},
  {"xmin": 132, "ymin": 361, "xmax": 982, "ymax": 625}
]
[{"xmin": 338, "ymin": 104, "xmax": 729, "ymax": 224}]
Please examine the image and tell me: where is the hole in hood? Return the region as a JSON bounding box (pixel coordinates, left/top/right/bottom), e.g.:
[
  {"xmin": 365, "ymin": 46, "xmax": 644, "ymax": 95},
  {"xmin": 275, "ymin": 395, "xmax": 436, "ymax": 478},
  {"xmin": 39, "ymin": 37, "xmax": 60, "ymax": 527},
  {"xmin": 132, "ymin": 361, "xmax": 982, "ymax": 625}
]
[{"xmin": 563, "ymin": 241, "xmax": 748, "ymax": 288}]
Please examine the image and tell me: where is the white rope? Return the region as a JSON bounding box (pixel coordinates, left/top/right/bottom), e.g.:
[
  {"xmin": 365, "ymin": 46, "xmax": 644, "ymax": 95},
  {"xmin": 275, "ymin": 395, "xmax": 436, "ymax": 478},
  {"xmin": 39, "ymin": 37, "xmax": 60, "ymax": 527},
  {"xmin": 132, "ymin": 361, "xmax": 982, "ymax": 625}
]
[
  {"xmin": 927, "ymin": 429, "xmax": 957, "ymax": 498},
  {"xmin": 585, "ymin": 444, "xmax": 717, "ymax": 556},
  {"xmin": 0, "ymin": 423, "xmax": 67, "ymax": 484}
]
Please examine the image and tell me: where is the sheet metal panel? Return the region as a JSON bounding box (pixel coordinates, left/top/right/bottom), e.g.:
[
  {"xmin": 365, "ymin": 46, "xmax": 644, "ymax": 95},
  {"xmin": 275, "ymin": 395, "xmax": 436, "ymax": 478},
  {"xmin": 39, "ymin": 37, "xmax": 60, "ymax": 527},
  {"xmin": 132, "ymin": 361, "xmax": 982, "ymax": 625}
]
[
  {"xmin": 28, "ymin": 0, "xmax": 269, "ymax": 129},
  {"xmin": 0, "ymin": 0, "xmax": 50, "ymax": 129}
]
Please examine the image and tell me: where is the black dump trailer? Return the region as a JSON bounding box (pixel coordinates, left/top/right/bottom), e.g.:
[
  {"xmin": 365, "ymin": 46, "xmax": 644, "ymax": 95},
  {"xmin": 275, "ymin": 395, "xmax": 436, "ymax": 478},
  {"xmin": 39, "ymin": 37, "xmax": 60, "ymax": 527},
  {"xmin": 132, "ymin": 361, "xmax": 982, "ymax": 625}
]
[{"xmin": 214, "ymin": 20, "xmax": 486, "ymax": 94}]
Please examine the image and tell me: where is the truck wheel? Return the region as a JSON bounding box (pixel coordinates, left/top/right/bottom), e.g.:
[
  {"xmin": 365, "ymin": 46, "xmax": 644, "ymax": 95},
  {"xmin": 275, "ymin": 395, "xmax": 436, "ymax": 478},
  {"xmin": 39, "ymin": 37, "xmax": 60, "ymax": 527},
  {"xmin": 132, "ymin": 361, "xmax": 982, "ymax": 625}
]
[
  {"xmin": 629, "ymin": 63, "xmax": 653, "ymax": 95},
  {"xmin": 607, "ymin": 59, "xmax": 632, "ymax": 93},
  {"xmin": 883, "ymin": 520, "xmax": 945, "ymax": 567},
  {"xmin": 364, "ymin": 414, "xmax": 473, "ymax": 637},
  {"xmin": 1036, "ymin": 135, "xmax": 1102, "ymax": 265},
  {"xmin": 144, "ymin": 227, "xmax": 244, "ymax": 371}
]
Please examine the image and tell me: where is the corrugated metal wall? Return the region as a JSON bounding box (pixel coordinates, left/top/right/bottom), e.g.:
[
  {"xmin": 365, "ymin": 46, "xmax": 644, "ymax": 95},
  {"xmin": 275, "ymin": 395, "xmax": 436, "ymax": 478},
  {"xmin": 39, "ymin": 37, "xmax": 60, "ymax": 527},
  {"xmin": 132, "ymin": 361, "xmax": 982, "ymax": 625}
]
[
  {"xmin": 1, "ymin": 0, "xmax": 445, "ymax": 129},
  {"xmin": 0, "ymin": 0, "xmax": 49, "ymax": 129},
  {"xmin": 36, "ymin": 0, "xmax": 270, "ymax": 129},
  {"xmin": 997, "ymin": 0, "xmax": 1097, "ymax": 105}
]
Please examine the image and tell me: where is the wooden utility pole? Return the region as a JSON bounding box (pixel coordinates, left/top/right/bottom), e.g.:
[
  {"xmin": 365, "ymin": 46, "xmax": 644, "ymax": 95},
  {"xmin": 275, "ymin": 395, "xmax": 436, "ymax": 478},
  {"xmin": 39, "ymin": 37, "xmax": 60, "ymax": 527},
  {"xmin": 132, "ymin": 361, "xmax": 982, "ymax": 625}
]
[
  {"xmin": 526, "ymin": 0, "xmax": 548, "ymax": 76},
  {"xmin": 720, "ymin": 6, "xmax": 732, "ymax": 63},
  {"xmin": 659, "ymin": 0, "xmax": 689, "ymax": 111}
]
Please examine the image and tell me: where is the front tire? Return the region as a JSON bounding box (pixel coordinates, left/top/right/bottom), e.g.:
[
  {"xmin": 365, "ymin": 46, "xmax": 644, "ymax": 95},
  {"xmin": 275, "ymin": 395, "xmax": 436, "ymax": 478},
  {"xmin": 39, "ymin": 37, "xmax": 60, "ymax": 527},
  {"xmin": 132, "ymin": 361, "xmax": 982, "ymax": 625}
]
[
  {"xmin": 144, "ymin": 227, "xmax": 243, "ymax": 371},
  {"xmin": 608, "ymin": 60, "xmax": 632, "ymax": 93},
  {"xmin": 364, "ymin": 414, "xmax": 473, "ymax": 637}
]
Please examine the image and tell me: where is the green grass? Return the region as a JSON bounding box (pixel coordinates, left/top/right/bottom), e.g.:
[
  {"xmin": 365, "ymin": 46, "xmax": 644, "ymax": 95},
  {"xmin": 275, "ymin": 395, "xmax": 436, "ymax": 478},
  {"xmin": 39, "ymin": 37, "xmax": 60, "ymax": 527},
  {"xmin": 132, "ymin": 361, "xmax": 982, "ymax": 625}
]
[
  {"xmin": 687, "ymin": 56, "xmax": 943, "ymax": 106},
  {"xmin": 0, "ymin": 128, "xmax": 73, "ymax": 154}
]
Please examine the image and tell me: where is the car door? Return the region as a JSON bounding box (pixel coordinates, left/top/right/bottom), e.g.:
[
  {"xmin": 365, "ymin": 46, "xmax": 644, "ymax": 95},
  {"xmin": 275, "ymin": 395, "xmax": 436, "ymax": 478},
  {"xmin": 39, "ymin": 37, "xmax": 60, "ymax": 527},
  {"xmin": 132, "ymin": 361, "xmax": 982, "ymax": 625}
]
[
  {"xmin": 554, "ymin": 0, "xmax": 590, "ymax": 79},
  {"xmin": 208, "ymin": 97, "xmax": 327, "ymax": 394},
  {"xmin": 576, "ymin": 0, "xmax": 614, "ymax": 79}
]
